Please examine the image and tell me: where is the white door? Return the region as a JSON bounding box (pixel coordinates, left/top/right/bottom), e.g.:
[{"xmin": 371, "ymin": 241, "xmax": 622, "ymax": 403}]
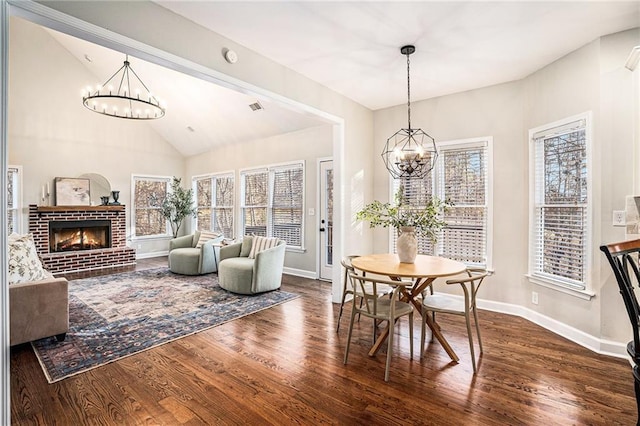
[{"xmin": 319, "ymin": 159, "xmax": 333, "ymax": 280}]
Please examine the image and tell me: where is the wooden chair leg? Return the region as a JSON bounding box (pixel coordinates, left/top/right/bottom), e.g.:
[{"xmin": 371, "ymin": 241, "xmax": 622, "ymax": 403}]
[
  {"xmin": 336, "ymin": 287, "xmax": 348, "ymax": 333},
  {"xmin": 385, "ymin": 319, "xmax": 394, "ymax": 382},
  {"xmin": 343, "ymin": 309, "xmax": 357, "ymax": 365},
  {"xmin": 465, "ymin": 313, "xmax": 477, "ymax": 374},
  {"xmin": 420, "ymin": 311, "xmax": 427, "ymax": 360},
  {"xmin": 473, "ymin": 307, "xmax": 483, "ymax": 353},
  {"xmin": 409, "ymin": 312, "xmax": 414, "ymax": 359}
]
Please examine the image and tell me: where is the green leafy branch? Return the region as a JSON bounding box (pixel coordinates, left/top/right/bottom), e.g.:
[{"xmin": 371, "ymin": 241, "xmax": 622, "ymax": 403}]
[{"xmin": 356, "ymin": 185, "xmax": 450, "ymax": 243}]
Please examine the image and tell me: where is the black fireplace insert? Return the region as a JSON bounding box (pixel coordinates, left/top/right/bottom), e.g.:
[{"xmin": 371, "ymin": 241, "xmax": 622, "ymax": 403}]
[{"xmin": 49, "ymin": 219, "xmax": 111, "ymax": 252}]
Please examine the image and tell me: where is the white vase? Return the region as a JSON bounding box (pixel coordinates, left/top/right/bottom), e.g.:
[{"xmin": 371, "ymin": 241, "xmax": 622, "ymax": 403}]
[{"xmin": 396, "ymin": 226, "xmax": 418, "ymax": 263}]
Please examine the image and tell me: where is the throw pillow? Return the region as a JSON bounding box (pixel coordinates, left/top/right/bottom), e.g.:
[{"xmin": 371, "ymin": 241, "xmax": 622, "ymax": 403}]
[
  {"xmin": 8, "ymin": 233, "xmax": 51, "ymax": 285},
  {"xmin": 240, "ymin": 236, "xmax": 254, "ymax": 257},
  {"xmin": 195, "ymin": 230, "xmax": 221, "ymax": 248},
  {"xmin": 248, "ymin": 236, "xmax": 280, "ymax": 259}
]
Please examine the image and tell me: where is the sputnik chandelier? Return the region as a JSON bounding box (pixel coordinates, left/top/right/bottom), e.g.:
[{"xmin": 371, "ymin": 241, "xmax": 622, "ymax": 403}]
[
  {"xmin": 82, "ymin": 55, "xmax": 166, "ymax": 120},
  {"xmin": 381, "ymin": 45, "xmax": 437, "ymax": 179}
]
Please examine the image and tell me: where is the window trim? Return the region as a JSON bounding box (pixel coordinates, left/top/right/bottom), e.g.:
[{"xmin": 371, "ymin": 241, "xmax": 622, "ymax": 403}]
[
  {"xmin": 240, "ymin": 160, "xmax": 305, "ymax": 250},
  {"xmin": 387, "ymin": 137, "xmax": 493, "ymax": 269},
  {"xmin": 130, "ymin": 174, "xmax": 172, "ymax": 240},
  {"xmin": 527, "ymin": 111, "xmax": 594, "ymax": 297},
  {"xmin": 192, "ymin": 170, "xmax": 235, "ymax": 238}
]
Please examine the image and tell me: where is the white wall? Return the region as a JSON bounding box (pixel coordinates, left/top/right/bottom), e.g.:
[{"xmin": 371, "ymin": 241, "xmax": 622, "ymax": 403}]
[
  {"xmin": 186, "ymin": 125, "xmax": 333, "ymax": 274},
  {"xmin": 8, "ymin": 17, "xmax": 184, "ymax": 255},
  {"xmin": 373, "ymin": 29, "xmax": 640, "ymax": 347}
]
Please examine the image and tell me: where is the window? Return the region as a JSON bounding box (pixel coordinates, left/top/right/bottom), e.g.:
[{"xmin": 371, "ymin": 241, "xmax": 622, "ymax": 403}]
[
  {"xmin": 530, "ymin": 114, "xmax": 590, "ymax": 290},
  {"xmin": 241, "ymin": 169, "xmax": 268, "ymax": 237},
  {"xmin": 241, "ymin": 161, "xmax": 304, "ymax": 248},
  {"xmin": 392, "ymin": 138, "xmax": 491, "ymax": 268},
  {"xmin": 193, "ymin": 173, "xmax": 235, "ymax": 238},
  {"xmin": 7, "ymin": 166, "xmax": 22, "ymax": 234},
  {"xmin": 132, "ymin": 175, "xmax": 170, "ymax": 238},
  {"xmin": 271, "ymin": 165, "xmax": 304, "ymax": 247}
]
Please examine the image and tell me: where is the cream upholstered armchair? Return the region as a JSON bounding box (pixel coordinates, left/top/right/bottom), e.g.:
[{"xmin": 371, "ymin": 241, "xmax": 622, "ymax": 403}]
[
  {"xmin": 168, "ymin": 230, "xmax": 224, "ymax": 275},
  {"xmin": 218, "ymin": 236, "xmax": 286, "ymax": 295},
  {"xmin": 9, "ymin": 233, "xmax": 68, "ymax": 346},
  {"xmin": 10, "ymin": 277, "xmax": 69, "ymax": 346}
]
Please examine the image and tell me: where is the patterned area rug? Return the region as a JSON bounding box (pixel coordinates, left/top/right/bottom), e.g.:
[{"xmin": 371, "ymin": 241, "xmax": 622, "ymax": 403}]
[{"xmin": 31, "ymin": 268, "xmax": 298, "ymax": 383}]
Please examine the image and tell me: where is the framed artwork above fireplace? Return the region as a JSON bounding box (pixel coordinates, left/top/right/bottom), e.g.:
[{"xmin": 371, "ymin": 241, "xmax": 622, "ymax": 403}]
[{"xmin": 55, "ymin": 177, "xmax": 91, "ymax": 206}]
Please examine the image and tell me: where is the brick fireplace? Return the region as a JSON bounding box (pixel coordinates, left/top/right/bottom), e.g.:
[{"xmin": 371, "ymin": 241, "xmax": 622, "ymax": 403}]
[{"xmin": 29, "ymin": 204, "xmax": 136, "ymax": 275}]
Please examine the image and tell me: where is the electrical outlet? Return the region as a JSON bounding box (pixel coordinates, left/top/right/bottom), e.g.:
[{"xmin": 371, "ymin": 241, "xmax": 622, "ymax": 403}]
[
  {"xmin": 613, "ymin": 210, "xmax": 626, "ymax": 227},
  {"xmin": 532, "ymin": 291, "xmax": 539, "ymax": 305}
]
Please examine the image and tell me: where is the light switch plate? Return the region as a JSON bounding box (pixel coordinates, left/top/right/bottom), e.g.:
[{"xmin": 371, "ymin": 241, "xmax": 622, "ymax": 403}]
[{"xmin": 308, "ymin": 208, "xmax": 315, "ymax": 216}]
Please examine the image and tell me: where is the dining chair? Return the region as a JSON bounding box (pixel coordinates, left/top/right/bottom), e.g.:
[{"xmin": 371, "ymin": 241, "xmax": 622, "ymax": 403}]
[
  {"xmin": 344, "ymin": 271, "xmax": 414, "ymax": 382},
  {"xmin": 336, "ymin": 256, "xmax": 393, "ymax": 332},
  {"xmin": 600, "ymin": 239, "xmax": 640, "ymax": 425},
  {"xmin": 420, "ymin": 268, "xmax": 489, "ymax": 374}
]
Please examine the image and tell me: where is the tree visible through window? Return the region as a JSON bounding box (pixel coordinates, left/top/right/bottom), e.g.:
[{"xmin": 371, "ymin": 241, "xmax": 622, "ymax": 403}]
[
  {"xmin": 531, "ymin": 116, "xmax": 588, "ymax": 289},
  {"xmin": 241, "ymin": 162, "xmax": 305, "ymax": 248},
  {"xmin": 133, "ymin": 176, "xmax": 169, "ymax": 237},
  {"xmin": 392, "ymin": 139, "xmax": 490, "ymax": 267},
  {"xmin": 242, "ymin": 170, "xmax": 268, "ymax": 237},
  {"xmin": 194, "ymin": 173, "xmax": 234, "ymax": 238}
]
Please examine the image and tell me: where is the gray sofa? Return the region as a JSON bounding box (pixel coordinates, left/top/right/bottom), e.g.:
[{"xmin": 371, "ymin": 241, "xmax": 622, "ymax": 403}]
[
  {"xmin": 10, "ymin": 276, "xmax": 69, "ymax": 346},
  {"xmin": 218, "ymin": 237, "xmax": 286, "ymax": 294},
  {"xmin": 168, "ymin": 230, "xmax": 224, "ymax": 275}
]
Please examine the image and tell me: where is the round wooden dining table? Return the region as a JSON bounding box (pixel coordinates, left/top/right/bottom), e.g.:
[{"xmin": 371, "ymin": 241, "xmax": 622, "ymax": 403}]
[{"xmin": 351, "ymin": 253, "xmax": 466, "ymax": 361}]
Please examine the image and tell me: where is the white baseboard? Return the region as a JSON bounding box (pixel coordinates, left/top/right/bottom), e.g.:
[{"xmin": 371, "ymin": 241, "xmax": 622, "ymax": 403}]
[
  {"xmin": 283, "ymin": 267, "xmax": 317, "ymax": 279},
  {"xmin": 136, "ymin": 251, "xmax": 169, "ymax": 260},
  {"xmin": 470, "ymin": 296, "xmax": 627, "ymax": 359}
]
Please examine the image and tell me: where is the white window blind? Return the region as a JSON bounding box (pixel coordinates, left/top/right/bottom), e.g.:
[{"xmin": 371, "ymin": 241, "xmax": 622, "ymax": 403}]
[
  {"xmin": 241, "ymin": 161, "xmax": 305, "ymax": 248},
  {"xmin": 438, "ymin": 145, "xmax": 487, "ymax": 265},
  {"xmin": 241, "ymin": 169, "xmax": 268, "ymax": 237},
  {"xmin": 194, "ymin": 173, "xmax": 234, "ymax": 238},
  {"xmin": 392, "ymin": 140, "xmax": 490, "ymax": 267},
  {"xmin": 531, "ymin": 118, "xmax": 588, "ymax": 289},
  {"xmin": 270, "ymin": 165, "xmax": 304, "ymax": 247}
]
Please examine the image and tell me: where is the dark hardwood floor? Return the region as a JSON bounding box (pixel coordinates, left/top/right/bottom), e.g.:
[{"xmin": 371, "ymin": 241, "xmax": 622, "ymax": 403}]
[{"xmin": 11, "ymin": 258, "xmax": 637, "ymax": 425}]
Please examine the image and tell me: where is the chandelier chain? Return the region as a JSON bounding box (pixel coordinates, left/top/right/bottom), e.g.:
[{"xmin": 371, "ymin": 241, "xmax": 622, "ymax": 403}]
[{"xmin": 406, "ymin": 51, "xmax": 411, "ymax": 130}]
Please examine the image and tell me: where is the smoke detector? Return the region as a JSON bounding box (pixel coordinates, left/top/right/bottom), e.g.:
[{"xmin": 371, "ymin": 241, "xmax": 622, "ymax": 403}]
[{"xmin": 223, "ymin": 49, "xmax": 238, "ymax": 64}]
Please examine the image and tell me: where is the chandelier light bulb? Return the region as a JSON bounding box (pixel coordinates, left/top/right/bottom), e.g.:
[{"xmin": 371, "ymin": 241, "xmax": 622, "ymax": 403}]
[{"xmin": 81, "ymin": 55, "xmax": 165, "ymax": 120}]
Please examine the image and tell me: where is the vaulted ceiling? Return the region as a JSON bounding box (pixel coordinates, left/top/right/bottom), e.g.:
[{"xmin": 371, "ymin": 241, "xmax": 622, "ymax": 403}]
[{"xmin": 19, "ymin": 1, "xmax": 639, "ymax": 157}]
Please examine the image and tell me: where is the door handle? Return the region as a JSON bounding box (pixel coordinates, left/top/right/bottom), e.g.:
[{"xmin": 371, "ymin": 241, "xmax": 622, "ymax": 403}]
[{"xmin": 319, "ymin": 227, "xmax": 325, "ymax": 232}]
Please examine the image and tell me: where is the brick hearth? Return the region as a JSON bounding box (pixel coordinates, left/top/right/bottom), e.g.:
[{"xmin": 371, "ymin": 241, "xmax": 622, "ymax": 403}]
[{"xmin": 29, "ymin": 204, "xmax": 136, "ymax": 275}]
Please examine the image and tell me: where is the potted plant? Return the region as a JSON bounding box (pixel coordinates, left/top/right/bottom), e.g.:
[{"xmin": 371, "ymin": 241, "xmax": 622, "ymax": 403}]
[
  {"xmin": 355, "ymin": 185, "xmax": 448, "ymax": 263},
  {"xmin": 161, "ymin": 177, "xmax": 197, "ymax": 238}
]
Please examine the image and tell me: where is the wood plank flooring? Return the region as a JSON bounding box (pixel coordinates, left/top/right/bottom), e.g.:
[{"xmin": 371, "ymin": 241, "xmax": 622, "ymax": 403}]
[{"xmin": 10, "ymin": 259, "xmax": 637, "ymax": 425}]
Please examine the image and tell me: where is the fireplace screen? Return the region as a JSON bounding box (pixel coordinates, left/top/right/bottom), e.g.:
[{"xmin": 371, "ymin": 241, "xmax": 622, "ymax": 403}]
[{"xmin": 49, "ymin": 220, "xmax": 111, "ymax": 252}]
